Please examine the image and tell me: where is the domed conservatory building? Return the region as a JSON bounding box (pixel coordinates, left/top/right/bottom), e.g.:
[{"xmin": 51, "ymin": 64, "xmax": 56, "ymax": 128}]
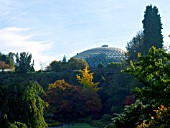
[{"xmin": 73, "ymin": 45, "xmax": 125, "ymax": 67}]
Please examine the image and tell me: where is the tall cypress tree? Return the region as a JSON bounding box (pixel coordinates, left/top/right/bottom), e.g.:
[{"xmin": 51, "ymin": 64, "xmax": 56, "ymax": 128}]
[{"xmin": 142, "ymin": 5, "xmax": 163, "ymax": 55}]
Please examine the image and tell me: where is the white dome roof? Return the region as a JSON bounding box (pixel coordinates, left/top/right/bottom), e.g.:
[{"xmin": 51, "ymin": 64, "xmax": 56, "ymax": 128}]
[{"xmin": 73, "ymin": 45, "xmax": 125, "ymax": 67}]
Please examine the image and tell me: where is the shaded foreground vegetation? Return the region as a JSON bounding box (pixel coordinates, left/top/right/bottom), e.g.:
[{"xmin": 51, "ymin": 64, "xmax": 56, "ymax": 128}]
[
  {"xmin": 51, "ymin": 123, "xmax": 94, "ymax": 128},
  {"xmin": 2, "ymin": 46, "xmax": 170, "ymax": 127}
]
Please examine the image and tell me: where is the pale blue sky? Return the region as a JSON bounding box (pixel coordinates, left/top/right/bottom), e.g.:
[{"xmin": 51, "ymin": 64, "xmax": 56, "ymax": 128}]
[{"xmin": 0, "ymin": 0, "xmax": 169, "ymax": 70}]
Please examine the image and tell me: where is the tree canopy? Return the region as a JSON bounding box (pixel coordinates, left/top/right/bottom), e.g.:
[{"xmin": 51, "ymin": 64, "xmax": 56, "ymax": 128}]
[
  {"xmin": 142, "ymin": 5, "xmax": 163, "ymax": 55},
  {"xmin": 0, "ymin": 61, "xmax": 11, "ymax": 72},
  {"xmin": 43, "ymin": 80, "xmax": 102, "ymax": 123},
  {"xmin": 77, "ymin": 66, "xmax": 99, "ymax": 91},
  {"xmin": 126, "ymin": 31, "xmax": 144, "ymax": 62},
  {"xmin": 124, "ymin": 46, "xmax": 170, "ymax": 107},
  {"xmin": 0, "ymin": 52, "xmax": 14, "ymax": 71},
  {"xmin": 0, "ymin": 82, "xmax": 48, "ymax": 128},
  {"xmin": 15, "ymin": 52, "xmax": 35, "ymax": 73},
  {"xmin": 126, "ymin": 5, "xmax": 163, "ymax": 62},
  {"xmin": 106, "ymin": 46, "xmax": 170, "ymax": 128},
  {"xmin": 46, "ymin": 58, "xmax": 88, "ymax": 72}
]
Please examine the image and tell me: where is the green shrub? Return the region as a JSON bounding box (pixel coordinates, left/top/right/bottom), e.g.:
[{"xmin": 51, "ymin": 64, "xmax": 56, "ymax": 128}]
[
  {"xmin": 101, "ymin": 114, "xmax": 112, "ymax": 122},
  {"xmin": 91, "ymin": 120, "xmax": 105, "ymax": 128},
  {"xmin": 106, "ymin": 100, "xmax": 151, "ymax": 128},
  {"xmin": 8, "ymin": 123, "xmax": 18, "ymax": 128},
  {"xmin": 7, "ymin": 121, "xmax": 27, "ymax": 128},
  {"xmin": 0, "ymin": 82, "xmax": 48, "ymax": 128},
  {"xmin": 90, "ymin": 114, "xmax": 112, "ymax": 128}
]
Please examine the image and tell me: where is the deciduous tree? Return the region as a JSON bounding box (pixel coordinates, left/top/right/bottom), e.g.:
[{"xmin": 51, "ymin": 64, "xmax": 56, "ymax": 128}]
[
  {"xmin": 0, "ymin": 61, "xmax": 11, "ymax": 72},
  {"xmin": 46, "ymin": 58, "xmax": 88, "ymax": 72},
  {"xmin": 43, "ymin": 80, "xmax": 81, "ymax": 122},
  {"xmin": 68, "ymin": 58, "xmax": 88, "ymax": 71},
  {"xmin": 106, "ymin": 46, "xmax": 170, "ymax": 128},
  {"xmin": 43, "ymin": 80, "xmax": 102, "ymax": 123},
  {"xmin": 124, "ymin": 46, "xmax": 170, "ymax": 107},
  {"xmin": 77, "ymin": 66, "xmax": 99, "ymax": 91},
  {"xmin": 0, "ymin": 52, "xmax": 14, "ymax": 70}
]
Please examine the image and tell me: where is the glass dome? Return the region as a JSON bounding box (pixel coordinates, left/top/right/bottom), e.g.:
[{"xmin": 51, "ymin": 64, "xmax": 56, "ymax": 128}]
[{"xmin": 73, "ymin": 45, "xmax": 125, "ymax": 67}]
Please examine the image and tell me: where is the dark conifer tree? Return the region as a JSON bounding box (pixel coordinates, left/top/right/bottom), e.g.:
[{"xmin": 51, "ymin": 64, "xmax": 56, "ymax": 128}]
[
  {"xmin": 62, "ymin": 55, "xmax": 67, "ymax": 62},
  {"xmin": 142, "ymin": 5, "xmax": 163, "ymax": 55},
  {"xmin": 15, "ymin": 52, "xmax": 35, "ymax": 73},
  {"xmin": 126, "ymin": 31, "xmax": 144, "ymax": 62}
]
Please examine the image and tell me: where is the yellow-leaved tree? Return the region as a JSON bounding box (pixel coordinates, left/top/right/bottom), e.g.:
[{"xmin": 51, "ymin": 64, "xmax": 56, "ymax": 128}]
[{"xmin": 76, "ymin": 66, "xmax": 99, "ymax": 91}]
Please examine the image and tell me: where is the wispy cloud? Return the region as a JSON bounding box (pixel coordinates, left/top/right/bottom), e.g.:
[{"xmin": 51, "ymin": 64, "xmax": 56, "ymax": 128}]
[
  {"xmin": 0, "ymin": 27, "xmax": 55, "ymax": 70},
  {"xmin": 0, "ymin": 0, "xmax": 14, "ymax": 16}
]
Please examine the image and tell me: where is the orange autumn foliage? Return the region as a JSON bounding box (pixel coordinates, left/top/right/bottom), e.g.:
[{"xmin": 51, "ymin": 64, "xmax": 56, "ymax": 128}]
[{"xmin": 0, "ymin": 61, "xmax": 11, "ymax": 72}]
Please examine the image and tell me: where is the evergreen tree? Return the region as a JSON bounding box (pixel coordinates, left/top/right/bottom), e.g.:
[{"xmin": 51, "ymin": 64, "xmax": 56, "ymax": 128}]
[
  {"xmin": 0, "ymin": 82, "xmax": 48, "ymax": 128},
  {"xmin": 15, "ymin": 52, "xmax": 35, "ymax": 73},
  {"xmin": 126, "ymin": 31, "xmax": 144, "ymax": 62},
  {"xmin": 62, "ymin": 55, "xmax": 67, "ymax": 62},
  {"xmin": 142, "ymin": 5, "xmax": 163, "ymax": 55}
]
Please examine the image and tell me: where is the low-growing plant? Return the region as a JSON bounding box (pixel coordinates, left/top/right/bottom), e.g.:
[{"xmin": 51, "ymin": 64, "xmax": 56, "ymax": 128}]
[
  {"xmin": 137, "ymin": 105, "xmax": 170, "ymax": 128},
  {"xmin": 105, "ymin": 100, "xmax": 152, "ymax": 128}
]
